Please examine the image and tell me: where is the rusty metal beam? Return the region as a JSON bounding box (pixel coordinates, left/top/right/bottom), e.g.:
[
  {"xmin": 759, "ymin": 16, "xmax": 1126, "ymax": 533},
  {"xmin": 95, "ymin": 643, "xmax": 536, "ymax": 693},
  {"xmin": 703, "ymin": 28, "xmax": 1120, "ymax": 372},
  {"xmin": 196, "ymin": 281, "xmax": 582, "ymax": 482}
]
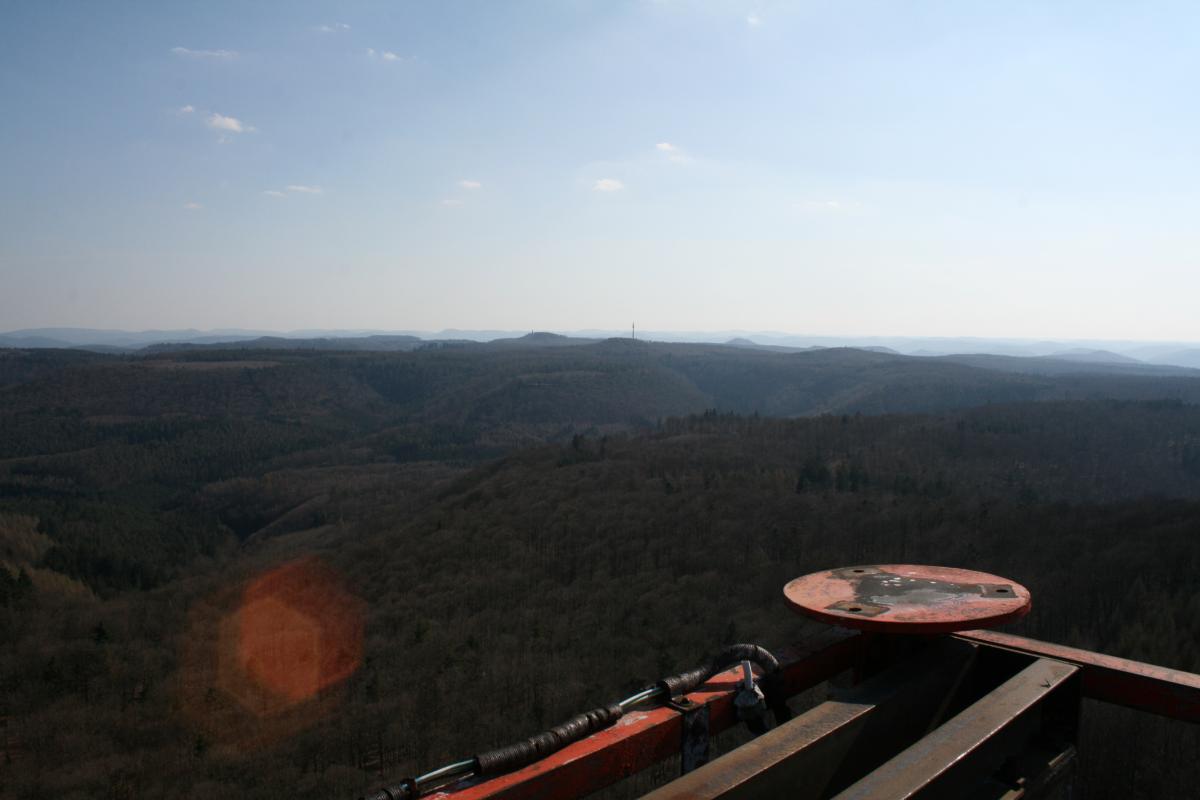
[
  {"xmin": 989, "ymin": 743, "xmax": 1078, "ymax": 799},
  {"xmin": 428, "ymin": 628, "xmax": 865, "ymax": 800},
  {"xmin": 956, "ymin": 629, "xmax": 1200, "ymax": 722},
  {"xmin": 832, "ymin": 658, "xmax": 1079, "ymax": 800},
  {"xmin": 641, "ymin": 698, "xmax": 874, "ymax": 800},
  {"xmin": 639, "ymin": 638, "xmax": 980, "ymax": 800}
]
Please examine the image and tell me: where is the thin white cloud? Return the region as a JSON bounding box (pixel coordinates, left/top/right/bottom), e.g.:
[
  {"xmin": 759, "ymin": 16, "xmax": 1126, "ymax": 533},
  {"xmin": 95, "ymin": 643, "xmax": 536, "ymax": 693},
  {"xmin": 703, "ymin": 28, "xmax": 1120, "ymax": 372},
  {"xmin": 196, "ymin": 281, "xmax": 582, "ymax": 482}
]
[
  {"xmin": 458, "ymin": 180, "xmax": 482, "ymax": 189},
  {"xmin": 183, "ymin": 202, "xmax": 202, "ymax": 210},
  {"xmin": 655, "ymin": 141, "xmax": 691, "ymax": 163},
  {"xmin": 264, "ymin": 185, "xmax": 323, "ymax": 197},
  {"xmin": 206, "ymin": 113, "xmax": 249, "ymax": 133},
  {"xmin": 171, "ymin": 46, "xmax": 238, "ymax": 60},
  {"xmin": 440, "ymin": 198, "xmax": 464, "ymax": 207},
  {"xmin": 314, "ymin": 23, "xmax": 351, "ymax": 33},
  {"xmin": 178, "ymin": 104, "xmax": 195, "ymax": 115},
  {"xmin": 593, "ymin": 178, "xmax": 625, "ymax": 192},
  {"xmin": 367, "ymin": 48, "xmax": 406, "ymax": 62},
  {"xmin": 747, "ymin": 14, "xmax": 763, "ymax": 27}
]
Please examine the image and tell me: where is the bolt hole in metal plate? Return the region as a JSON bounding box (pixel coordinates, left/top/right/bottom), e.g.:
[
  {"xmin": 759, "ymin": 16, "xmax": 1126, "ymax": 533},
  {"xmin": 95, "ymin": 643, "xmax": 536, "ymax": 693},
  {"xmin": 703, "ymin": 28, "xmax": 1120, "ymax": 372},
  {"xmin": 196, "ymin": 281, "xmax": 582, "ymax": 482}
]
[{"xmin": 783, "ymin": 565, "xmax": 1032, "ymax": 633}]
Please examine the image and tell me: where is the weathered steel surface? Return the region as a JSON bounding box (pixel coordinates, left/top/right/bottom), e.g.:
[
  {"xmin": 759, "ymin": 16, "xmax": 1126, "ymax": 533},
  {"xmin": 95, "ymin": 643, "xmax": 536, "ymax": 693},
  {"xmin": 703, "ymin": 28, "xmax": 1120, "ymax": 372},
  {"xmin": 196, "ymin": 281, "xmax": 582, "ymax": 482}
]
[
  {"xmin": 644, "ymin": 699, "xmax": 876, "ymax": 800},
  {"xmin": 671, "ymin": 697, "xmax": 710, "ymax": 774},
  {"xmin": 640, "ymin": 638, "xmax": 980, "ymax": 800},
  {"xmin": 832, "ymin": 658, "xmax": 1078, "ymax": 800},
  {"xmin": 990, "ymin": 743, "xmax": 1078, "ymax": 800},
  {"xmin": 956, "ymin": 629, "xmax": 1200, "ymax": 722},
  {"xmin": 427, "ymin": 628, "xmax": 865, "ymax": 800},
  {"xmin": 784, "ymin": 565, "xmax": 1032, "ymax": 634}
]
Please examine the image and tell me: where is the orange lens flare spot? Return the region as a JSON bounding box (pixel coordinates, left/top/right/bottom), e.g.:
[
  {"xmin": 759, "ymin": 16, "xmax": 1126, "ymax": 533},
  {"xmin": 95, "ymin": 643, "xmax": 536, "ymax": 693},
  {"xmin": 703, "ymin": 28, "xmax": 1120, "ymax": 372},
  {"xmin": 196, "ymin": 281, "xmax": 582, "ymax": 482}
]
[
  {"xmin": 178, "ymin": 557, "xmax": 365, "ymax": 751},
  {"xmin": 238, "ymin": 596, "xmax": 323, "ymax": 702},
  {"xmin": 233, "ymin": 557, "xmax": 365, "ymax": 709}
]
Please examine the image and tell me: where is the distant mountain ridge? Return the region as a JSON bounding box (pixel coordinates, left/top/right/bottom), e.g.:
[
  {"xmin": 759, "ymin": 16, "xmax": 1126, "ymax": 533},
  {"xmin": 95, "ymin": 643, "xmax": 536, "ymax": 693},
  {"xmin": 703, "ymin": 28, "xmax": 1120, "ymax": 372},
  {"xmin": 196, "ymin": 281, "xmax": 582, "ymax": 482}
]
[
  {"xmin": 5, "ymin": 327, "xmax": 1200, "ymax": 370},
  {"xmin": 145, "ymin": 334, "xmax": 425, "ymax": 353},
  {"xmin": 487, "ymin": 331, "xmax": 601, "ymax": 347},
  {"xmin": 1046, "ymin": 348, "xmax": 1140, "ymax": 364},
  {"xmin": 723, "ymin": 337, "xmax": 821, "ymax": 353},
  {"xmin": 937, "ymin": 353, "xmax": 1198, "ymax": 378}
]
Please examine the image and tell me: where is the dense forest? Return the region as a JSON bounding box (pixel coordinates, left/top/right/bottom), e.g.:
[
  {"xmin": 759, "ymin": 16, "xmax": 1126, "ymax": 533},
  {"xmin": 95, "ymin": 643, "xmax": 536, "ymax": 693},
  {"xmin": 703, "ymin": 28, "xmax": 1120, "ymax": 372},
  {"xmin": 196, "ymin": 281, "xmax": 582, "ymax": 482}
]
[{"xmin": 1, "ymin": 343, "xmax": 1199, "ymax": 799}]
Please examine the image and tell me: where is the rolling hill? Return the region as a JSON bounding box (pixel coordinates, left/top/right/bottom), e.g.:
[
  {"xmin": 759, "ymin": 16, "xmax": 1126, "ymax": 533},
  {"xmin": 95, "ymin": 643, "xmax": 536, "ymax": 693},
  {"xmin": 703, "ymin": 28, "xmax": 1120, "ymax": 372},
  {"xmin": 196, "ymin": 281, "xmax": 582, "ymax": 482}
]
[{"xmin": 3, "ymin": 341, "xmax": 1200, "ymax": 798}]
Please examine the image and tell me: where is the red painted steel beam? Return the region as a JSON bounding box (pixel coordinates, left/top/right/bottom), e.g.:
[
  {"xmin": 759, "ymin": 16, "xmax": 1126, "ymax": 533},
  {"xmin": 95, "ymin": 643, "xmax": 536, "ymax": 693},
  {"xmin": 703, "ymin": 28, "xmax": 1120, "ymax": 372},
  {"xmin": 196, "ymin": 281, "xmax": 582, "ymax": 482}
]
[
  {"xmin": 955, "ymin": 629, "xmax": 1200, "ymax": 722},
  {"xmin": 426, "ymin": 629, "xmax": 865, "ymax": 800}
]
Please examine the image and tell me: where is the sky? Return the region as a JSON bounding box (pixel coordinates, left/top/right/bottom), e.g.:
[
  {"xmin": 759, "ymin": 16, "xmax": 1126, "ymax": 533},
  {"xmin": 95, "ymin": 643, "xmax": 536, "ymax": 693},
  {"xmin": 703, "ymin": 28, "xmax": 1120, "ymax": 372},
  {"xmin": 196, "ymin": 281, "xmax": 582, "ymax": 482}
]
[{"xmin": 2, "ymin": 0, "xmax": 1200, "ymax": 340}]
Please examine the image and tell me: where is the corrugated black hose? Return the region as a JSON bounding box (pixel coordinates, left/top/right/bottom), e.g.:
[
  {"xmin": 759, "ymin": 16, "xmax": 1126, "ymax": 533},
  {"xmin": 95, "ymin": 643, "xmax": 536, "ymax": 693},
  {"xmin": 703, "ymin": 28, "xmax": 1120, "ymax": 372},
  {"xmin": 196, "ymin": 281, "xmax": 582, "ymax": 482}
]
[{"xmin": 474, "ymin": 702, "xmax": 625, "ymax": 775}]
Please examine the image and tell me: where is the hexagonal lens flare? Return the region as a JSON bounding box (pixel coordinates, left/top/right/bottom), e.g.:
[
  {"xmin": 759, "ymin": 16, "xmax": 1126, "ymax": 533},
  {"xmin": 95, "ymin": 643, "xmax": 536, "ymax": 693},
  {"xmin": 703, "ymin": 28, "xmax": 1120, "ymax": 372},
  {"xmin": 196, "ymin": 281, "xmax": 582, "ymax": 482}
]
[
  {"xmin": 235, "ymin": 557, "xmax": 365, "ymax": 707},
  {"xmin": 179, "ymin": 556, "xmax": 366, "ymax": 749}
]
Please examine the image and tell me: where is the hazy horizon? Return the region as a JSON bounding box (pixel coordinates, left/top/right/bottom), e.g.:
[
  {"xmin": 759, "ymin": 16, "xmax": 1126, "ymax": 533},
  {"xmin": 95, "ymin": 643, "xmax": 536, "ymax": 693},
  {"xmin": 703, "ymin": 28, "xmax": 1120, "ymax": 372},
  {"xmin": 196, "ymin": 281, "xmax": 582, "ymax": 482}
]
[
  {"xmin": 5, "ymin": 1, "xmax": 1200, "ymax": 339},
  {"xmin": 5, "ymin": 323, "xmax": 1200, "ymax": 353}
]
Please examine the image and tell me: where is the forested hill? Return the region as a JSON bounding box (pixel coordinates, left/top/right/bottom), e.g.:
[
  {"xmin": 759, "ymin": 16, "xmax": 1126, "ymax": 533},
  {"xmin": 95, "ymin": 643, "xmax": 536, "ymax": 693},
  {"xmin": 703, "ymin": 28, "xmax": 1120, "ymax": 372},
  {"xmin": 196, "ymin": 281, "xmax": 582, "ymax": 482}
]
[
  {"xmin": 3, "ymin": 402, "xmax": 1200, "ymax": 799},
  {"xmin": 3, "ymin": 343, "xmax": 1200, "ymax": 798},
  {"xmin": 6, "ymin": 340, "xmax": 1200, "ymax": 418},
  {"xmin": 4, "ymin": 341, "xmax": 1200, "ymax": 595}
]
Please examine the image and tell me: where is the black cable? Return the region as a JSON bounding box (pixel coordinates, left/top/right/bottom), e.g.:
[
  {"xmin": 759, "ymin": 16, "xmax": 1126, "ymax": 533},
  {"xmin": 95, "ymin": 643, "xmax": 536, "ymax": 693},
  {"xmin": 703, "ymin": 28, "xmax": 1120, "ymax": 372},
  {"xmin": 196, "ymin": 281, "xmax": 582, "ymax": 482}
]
[
  {"xmin": 360, "ymin": 642, "xmax": 788, "ymax": 800},
  {"xmin": 474, "ymin": 702, "xmax": 624, "ymax": 775}
]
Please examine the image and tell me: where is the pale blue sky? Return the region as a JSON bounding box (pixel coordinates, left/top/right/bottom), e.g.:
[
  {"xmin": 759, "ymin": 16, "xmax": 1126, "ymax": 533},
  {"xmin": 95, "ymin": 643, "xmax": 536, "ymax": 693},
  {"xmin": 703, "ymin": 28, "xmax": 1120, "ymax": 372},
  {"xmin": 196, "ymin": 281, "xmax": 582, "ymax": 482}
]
[{"xmin": 3, "ymin": 1, "xmax": 1199, "ymax": 339}]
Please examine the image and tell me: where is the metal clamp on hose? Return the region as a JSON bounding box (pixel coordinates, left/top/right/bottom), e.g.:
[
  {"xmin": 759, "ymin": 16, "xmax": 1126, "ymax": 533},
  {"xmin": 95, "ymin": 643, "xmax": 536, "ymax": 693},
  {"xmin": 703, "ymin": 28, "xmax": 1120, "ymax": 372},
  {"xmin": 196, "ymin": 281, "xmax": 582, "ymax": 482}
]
[
  {"xmin": 655, "ymin": 643, "xmax": 792, "ymax": 731},
  {"xmin": 733, "ymin": 660, "xmax": 770, "ymax": 735}
]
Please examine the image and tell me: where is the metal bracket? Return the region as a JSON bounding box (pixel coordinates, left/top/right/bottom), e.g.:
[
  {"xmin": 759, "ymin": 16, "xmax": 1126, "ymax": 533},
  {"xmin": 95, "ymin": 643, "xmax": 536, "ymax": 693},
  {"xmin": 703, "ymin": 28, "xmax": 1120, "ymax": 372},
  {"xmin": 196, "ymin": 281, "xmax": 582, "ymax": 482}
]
[
  {"xmin": 733, "ymin": 660, "xmax": 769, "ymax": 736},
  {"xmin": 826, "ymin": 599, "xmax": 890, "ymax": 617},
  {"xmin": 666, "ymin": 696, "xmax": 710, "ymax": 774}
]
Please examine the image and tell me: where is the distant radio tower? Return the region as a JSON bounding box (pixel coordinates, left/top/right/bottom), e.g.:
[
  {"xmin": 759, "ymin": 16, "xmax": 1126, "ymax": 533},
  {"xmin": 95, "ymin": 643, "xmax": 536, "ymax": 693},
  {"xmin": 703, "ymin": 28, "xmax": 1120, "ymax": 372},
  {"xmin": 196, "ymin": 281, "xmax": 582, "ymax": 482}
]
[{"xmin": 632, "ymin": 322, "xmax": 636, "ymax": 340}]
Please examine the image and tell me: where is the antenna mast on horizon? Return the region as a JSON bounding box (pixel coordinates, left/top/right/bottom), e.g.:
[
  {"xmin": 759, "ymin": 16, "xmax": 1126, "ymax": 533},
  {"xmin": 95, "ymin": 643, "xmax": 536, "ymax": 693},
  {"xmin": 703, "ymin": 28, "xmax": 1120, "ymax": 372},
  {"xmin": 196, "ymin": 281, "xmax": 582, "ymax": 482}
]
[{"xmin": 632, "ymin": 322, "xmax": 636, "ymax": 340}]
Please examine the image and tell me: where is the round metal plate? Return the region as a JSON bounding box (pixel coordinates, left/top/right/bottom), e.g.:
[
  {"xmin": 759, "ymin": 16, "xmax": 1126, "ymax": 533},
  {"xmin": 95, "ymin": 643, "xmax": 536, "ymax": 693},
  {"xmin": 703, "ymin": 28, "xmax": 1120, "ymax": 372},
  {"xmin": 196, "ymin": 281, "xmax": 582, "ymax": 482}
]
[{"xmin": 783, "ymin": 565, "xmax": 1031, "ymax": 634}]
